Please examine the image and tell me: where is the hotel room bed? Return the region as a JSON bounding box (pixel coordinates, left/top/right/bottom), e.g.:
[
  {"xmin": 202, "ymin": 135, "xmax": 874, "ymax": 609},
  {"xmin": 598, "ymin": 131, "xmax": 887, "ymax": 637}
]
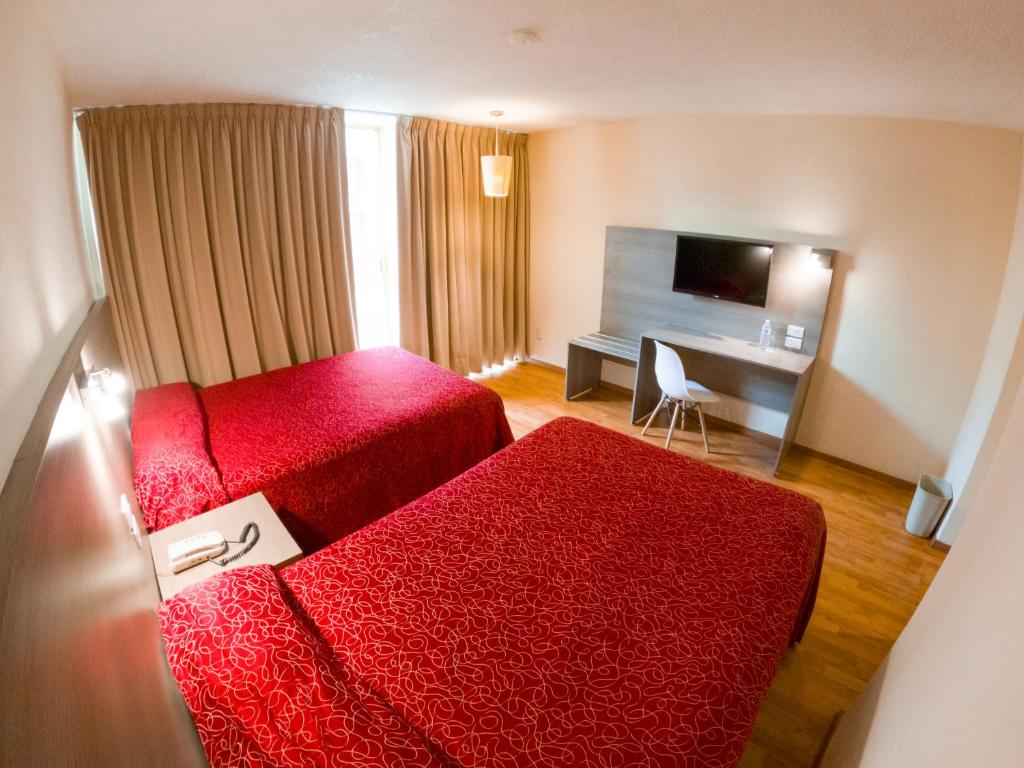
[
  {"xmin": 132, "ymin": 346, "xmax": 513, "ymax": 551},
  {"xmin": 159, "ymin": 417, "xmax": 826, "ymax": 768}
]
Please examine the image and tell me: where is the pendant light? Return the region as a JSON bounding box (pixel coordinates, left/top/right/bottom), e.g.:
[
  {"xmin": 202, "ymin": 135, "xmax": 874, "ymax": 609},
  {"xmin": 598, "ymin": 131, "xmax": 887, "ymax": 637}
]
[{"xmin": 481, "ymin": 110, "xmax": 512, "ymax": 198}]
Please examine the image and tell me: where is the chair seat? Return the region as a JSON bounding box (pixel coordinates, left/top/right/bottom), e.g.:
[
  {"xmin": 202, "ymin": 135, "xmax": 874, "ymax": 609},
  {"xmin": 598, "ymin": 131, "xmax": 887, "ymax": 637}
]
[{"xmin": 674, "ymin": 380, "xmax": 719, "ymax": 403}]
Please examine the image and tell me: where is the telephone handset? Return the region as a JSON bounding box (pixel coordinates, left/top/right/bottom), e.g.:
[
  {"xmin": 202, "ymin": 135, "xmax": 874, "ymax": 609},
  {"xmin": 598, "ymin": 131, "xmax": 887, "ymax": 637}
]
[
  {"xmin": 168, "ymin": 531, "xmax": 227, "ymax": 574},
  {"xmin": 167, "ymin": 522, "xmax": 261, "ymax": 574}
]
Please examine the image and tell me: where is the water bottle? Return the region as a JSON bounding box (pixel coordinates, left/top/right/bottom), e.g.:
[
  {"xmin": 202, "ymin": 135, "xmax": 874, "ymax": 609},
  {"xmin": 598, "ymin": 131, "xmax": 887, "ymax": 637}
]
[{"xmin": 759, "ymin": 319, "xmax": 773, "ymax": 351}]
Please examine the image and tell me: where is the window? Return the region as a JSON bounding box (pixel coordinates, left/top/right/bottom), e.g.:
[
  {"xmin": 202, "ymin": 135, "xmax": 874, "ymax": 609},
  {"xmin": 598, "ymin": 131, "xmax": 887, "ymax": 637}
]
[{"xmin": 345, "ymin": 112, "xmax": 399, "ymax": 349}]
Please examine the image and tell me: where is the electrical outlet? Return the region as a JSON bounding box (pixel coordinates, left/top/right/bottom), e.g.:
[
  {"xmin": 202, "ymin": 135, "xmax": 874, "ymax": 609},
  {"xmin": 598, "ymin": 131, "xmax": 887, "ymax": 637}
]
[
  {"xmin": 784, "ymin": 335, "xmax": 803, "ymax": 351},
  {"xmin": 786, "ymin": 325, "xmax": 805, "ymax": 339},
  {"xmin": 535, "ymin": 328, "xmax": 543, "ymax": 341}
]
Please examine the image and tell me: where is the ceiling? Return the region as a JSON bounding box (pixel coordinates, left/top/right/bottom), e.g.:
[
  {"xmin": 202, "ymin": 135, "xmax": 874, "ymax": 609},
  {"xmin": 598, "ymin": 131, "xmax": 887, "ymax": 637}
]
[{"xmin": 45, "ymin": 0, "xmax": 1024, "ymax": 132}]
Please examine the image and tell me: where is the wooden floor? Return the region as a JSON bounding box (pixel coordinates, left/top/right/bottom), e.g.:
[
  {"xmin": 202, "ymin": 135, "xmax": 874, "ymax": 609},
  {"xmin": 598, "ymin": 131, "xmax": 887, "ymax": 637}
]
[{"xmin": 474, "ymin": 362, "xmax": 946, "ymax": 768}]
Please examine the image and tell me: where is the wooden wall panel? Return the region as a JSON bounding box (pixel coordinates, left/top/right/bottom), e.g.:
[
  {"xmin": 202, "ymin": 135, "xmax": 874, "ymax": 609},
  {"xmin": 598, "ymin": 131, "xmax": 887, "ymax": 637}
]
[
  {"xmin": 601, "ymin": 226, "xmax": 834, "ymax": 354},
  {"xmin": 0, "ymin": 301, "xmax": 205, "ymax": 767}
]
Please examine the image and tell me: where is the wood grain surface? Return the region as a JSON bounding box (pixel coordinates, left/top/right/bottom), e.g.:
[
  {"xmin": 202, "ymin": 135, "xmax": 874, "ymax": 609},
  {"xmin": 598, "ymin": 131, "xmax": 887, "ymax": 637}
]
[{"xmin": 476, "ymin": 362, "xmax": 944, "ymax": 768}]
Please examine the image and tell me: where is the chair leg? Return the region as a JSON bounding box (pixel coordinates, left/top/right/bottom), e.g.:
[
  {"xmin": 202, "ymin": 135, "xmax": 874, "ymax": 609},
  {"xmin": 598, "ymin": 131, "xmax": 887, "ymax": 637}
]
[
  {"xmin": 665, "ymin": 401, "xmax": 681, "ymax": 449},
  {"xmin": 640, "ymin": 394, "xmax": 667, "ymax": 436},
  {"xmin": 696, "ymin": 403, "xmax": 710, "ymax": 453}
]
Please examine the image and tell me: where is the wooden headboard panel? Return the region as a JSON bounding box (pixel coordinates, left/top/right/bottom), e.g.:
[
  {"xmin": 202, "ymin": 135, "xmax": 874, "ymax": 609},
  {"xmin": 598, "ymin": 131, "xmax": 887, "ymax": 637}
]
[
  {"xmin": 0, "ymin": 301, "xmax": 206, "ymax": 766},
  {"xmin": 601, "ymin": 226, "xmax": 835, "ymax": 355}
]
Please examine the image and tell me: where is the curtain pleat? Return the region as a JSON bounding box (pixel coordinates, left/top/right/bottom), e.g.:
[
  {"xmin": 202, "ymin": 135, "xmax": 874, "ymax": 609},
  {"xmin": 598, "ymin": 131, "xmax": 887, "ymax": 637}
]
[
  {"xmin": 397, "ymin": 116, "xmax": 529, "ymax": 375},
  {"xmin": 77, "ymin": 103, "xmax": 358, "ymax": 388}
]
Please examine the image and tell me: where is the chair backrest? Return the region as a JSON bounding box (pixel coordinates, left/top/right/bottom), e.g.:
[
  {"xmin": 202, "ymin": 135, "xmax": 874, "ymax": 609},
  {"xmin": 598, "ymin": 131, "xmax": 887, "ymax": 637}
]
[{"xmin": 653, "ymin": 340, "xmax": 690, "ymax": 400}]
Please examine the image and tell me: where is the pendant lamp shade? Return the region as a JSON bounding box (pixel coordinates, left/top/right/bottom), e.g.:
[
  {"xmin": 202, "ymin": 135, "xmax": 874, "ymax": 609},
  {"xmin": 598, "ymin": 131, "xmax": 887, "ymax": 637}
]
[
  {"xmin": 481, "ymin": 154, "xmax": 512, "ymax": 197},
  {"xmin": 482, "ymin": 110, "xmax": 512, "ymax": 198}
]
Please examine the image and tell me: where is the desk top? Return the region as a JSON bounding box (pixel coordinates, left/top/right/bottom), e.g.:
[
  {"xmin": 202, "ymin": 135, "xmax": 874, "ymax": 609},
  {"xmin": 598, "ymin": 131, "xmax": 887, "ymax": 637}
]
[
  {"xmin": 642, "ymin": 327, "xmax": 815, "ymax": 376},
  {"xmin": 149, "ymin": 493, "xmax": 302, "ymax": 600}
]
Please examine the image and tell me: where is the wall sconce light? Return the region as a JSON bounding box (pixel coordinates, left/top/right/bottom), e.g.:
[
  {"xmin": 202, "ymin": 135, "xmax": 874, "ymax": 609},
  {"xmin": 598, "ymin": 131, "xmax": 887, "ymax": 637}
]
[
  {"xmin": 809, "ymin": 248, "xmax": 837, "ymax": 269},
  {"xmin": 82, "ymin": 367, "xmax": 128, "ymax": 421},
  {"xmin": 85, "ymin": 367, "xmax": 127, "ymax": 394}
]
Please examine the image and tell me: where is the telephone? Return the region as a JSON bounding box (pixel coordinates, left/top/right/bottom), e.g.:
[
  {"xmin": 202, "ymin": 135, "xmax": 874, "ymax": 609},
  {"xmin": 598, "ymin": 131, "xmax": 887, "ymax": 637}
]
[
  {"xmin": 167, "ymin": 522, "xmax": 261, "ymax": 574},
  {"xmin": 168, "ymin": 531, "xmax": 227, "ymax": 573}
]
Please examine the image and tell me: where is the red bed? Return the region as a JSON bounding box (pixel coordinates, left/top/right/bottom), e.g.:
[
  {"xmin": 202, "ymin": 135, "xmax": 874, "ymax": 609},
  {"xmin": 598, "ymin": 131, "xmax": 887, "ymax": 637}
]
[
  {"xmin": 159, "ymin": 417, "xmax": 826, "ymax": 767},
  {"xmin": 132, "ymin": 346, "xmax": 513, "ymax": 551}
]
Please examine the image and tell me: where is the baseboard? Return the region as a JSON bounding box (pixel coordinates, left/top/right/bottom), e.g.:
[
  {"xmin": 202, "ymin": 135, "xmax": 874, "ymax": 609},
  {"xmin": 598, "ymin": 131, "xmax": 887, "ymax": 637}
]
[
  {"xmin": 527, "ymin": 358, "xmax": 643, "ymax": 401},
  {"xmin": 810, "ymin": 710, "xmax": 844, "ymax": 768},
  {"xmin": 789, "ymin": 444, "xmax": 916, "ymax": 491},
  {"xmin": 524, "ymin": 356, "xmax": 564, "ymax": 373},
  {"xmin": 595, "ymin": 379, "xmax": 634, "ymax": 397},
  {"xmin": 700, "ymin": 411, "xmax": 784, "ymax": 446},
  {"xmin": 520, "ymin": 359, "xmax": 915, "ymax": 487}
]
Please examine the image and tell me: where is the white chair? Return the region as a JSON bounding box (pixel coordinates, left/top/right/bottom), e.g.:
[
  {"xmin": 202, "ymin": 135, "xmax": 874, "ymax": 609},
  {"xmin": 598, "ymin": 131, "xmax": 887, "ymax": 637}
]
[{"xmin": 641, "ymin": 340, "xmax": 720, "ymax": 452}]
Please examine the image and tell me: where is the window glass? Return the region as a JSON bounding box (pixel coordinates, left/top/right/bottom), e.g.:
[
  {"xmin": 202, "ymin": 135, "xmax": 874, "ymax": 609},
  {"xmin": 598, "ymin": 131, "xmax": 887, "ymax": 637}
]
[{"xmin": 345, "ymin": 113, "xmax": 399, "ymax": 349}]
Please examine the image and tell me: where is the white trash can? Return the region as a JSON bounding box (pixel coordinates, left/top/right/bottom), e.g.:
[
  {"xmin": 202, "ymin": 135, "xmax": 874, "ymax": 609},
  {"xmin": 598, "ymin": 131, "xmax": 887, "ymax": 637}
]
[{"xmin": 905, "ymin": 474, "xmax": 953, "ymax": 538}]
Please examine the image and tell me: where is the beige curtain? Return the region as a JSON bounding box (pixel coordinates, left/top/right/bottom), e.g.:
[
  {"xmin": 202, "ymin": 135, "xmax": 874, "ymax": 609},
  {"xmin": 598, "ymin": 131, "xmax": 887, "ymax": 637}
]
[
  {"xmin": 77, "ymin": 104, "xmax": 358, "ymax": 388},
  {"xmin": 397, "ymin": 116, "xmax": 529, "ymax": 375}
]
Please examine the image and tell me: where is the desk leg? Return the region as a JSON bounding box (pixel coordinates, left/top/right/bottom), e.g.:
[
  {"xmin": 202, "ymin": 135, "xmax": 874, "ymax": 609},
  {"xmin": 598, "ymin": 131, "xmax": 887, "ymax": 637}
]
[
  {"xmin": 773, "ymin": 364, "xmax": 814, "ymax": 475},
  {"xmin": 565, "ymin": 344, "xmax": 603, "ymax": 400},
  {"xmin": 631, "ymin": 337, "xmax": 662, "ymax": 424}
]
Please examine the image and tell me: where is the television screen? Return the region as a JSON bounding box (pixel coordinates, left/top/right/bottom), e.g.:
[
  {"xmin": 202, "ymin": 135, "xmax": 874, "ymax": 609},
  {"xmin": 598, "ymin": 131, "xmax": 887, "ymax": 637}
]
[{"xmin": 672, "ymin": 235, "xmax": 773, "ymax": 307}]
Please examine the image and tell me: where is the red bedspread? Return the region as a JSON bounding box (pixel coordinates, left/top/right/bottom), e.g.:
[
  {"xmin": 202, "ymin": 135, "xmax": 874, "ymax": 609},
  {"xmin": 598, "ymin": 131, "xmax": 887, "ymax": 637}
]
[
  {"xmin": 158, "ymin": 565, "xmax": 450, "ymax": 768},
  {"xmin": 134, "ymin": 347, "xmax": 513, "ymax": 550},
  {"xmin": 132, "ymin": 383, "xmax": 230, "ymax": 531},
  {"xmin": 278, "ymin": 417, "xmax": 827, "ymax": 767}
]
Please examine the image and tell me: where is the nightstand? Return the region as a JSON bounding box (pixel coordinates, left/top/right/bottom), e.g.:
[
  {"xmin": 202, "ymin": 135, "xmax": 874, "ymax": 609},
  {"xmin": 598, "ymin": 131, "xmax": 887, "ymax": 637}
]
[{"xmin": 149, "ymin": 493, "xmax": 302, "ymax": 600}]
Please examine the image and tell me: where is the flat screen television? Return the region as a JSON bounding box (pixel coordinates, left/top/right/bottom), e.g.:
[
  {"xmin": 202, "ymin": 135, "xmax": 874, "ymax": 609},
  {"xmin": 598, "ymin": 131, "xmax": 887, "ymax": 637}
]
[{"xmin": 672, "ymin": 235, "xmax": 773, "ymax": 307}]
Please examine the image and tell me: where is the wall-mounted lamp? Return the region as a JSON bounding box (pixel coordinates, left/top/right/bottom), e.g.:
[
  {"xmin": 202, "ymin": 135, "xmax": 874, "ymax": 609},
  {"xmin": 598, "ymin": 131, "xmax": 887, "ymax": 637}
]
[
  {"xmin": 85, "ymin": 367, "xmax": 127, "ymax": 394},
  {"xmin": 481, "ymin": 110, "xmax": 512, "ymax": 198},
  {"xmin": 82, "ymin": 367, "xmax": 128, "ymax": 421},
  {"xmin": 809, "ymin": 248, "xmax": 837, "ymax": 270}
]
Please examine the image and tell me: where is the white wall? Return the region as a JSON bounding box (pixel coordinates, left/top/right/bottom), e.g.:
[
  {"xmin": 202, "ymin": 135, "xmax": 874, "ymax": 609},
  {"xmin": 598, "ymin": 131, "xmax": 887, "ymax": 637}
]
[
  {"xmin": 0, "ymin": 0, "xmax": 93, "ymax": 485},
  {"xmin": 821, "ymin": 319, "xmax": 1024, "ymax": 767},
  {"xmin": 936, "ymin": 143, "xmax": 1024, "ymax": 543},
  {"xmin": 529, "ymin": 116, "xmax": 1021, "ymax": 481}
]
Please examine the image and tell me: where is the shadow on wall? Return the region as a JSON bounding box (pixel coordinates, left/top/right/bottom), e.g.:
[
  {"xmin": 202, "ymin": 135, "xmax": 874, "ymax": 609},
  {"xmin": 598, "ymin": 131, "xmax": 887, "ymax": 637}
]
[
  {"xmin": 798, "ymin": 365, "xmax": 948, "ymax": 479},
  {"xmin": 2, "ymin": 297, "xmax": 86, "ymax": 472},
  {"xmin": 796, "ymin": 249, "xmax": 948, "ymax": 479},
  {"xmin": 800, "ymin": 246, "xmax": 852, "ymax": 440},
  {"xmin": 812, "ymin": 248, "xmax": 851, "ymax": 372}
]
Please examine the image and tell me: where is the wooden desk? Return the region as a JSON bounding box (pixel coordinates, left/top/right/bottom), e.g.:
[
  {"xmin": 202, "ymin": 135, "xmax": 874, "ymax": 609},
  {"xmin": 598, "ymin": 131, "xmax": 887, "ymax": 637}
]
[
  {"xmin": 565, "ymin": 332, "xmax": 641, "ymax": 399},
  {"xmin": 631, "ymin": 327, "xmax": 816, "ymax": 474},
  {"xmin": 149, "ymin": 493, "xmax": 302, "ymax": 600}
]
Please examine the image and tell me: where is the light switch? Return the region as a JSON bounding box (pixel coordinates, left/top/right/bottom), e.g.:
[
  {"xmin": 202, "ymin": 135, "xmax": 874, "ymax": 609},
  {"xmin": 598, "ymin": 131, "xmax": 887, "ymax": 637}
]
[
  {"xmin": 786, "ymin": 325, "xmax": 805, "ymax": 339},
  {"xmin": 784, "ymin": 335, "xmax": 803, "ymax": 351}
]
